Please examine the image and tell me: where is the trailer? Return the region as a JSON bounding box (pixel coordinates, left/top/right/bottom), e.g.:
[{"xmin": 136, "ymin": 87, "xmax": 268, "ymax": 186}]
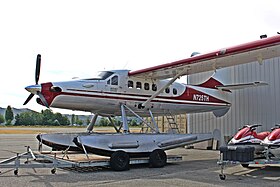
[
  {"xmin": 0, "ymin": 146, "xmax": 182, "ymax": 176},
  {"xmin": 217, "ymin": 146, "xmax": 280, "ymax": 180}
]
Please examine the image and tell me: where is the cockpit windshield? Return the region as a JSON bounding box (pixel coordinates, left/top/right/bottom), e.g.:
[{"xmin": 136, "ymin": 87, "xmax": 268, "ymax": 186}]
[{"xmin": 84, "ymin": 71, "xmax": 114, "ymax": 80}]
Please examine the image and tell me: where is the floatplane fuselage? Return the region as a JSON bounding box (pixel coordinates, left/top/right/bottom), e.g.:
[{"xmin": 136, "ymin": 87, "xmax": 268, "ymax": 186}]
[{"xmin": 26, "ymin": 69, "xmax": 231, "ymax": 117}]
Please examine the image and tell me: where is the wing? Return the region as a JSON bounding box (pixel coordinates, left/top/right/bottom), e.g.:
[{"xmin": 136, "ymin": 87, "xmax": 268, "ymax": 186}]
[{"xmin": 128, "ymin": 35, "xmax": 280, "ymax": 79}]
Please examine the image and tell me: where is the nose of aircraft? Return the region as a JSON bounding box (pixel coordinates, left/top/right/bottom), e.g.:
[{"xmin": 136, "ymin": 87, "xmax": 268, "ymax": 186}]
[{"xmin": 25, "ymin": 84, "xmax": 41, "ymax": 94}]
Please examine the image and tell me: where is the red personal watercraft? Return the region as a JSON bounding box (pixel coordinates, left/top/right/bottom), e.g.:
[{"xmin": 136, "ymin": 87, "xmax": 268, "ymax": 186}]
[
  {"xmin": 228, "ymin": 124, "xmax": 270, "ymax": 156},
  {"xmin": 262, "ymin": 124, "xmax": 280, "ymax": 158}
]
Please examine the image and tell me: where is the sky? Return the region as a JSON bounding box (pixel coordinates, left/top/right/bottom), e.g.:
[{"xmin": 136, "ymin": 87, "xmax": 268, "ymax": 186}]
[{"xmin": 0, "ymin": 0, "xmax": 279, "ymax": 115}]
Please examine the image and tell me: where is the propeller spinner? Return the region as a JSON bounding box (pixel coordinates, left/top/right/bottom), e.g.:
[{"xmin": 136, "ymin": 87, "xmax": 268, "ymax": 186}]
[{"xmin": 23, "ymin": 54, "xmax": 49, "ymax": 108}]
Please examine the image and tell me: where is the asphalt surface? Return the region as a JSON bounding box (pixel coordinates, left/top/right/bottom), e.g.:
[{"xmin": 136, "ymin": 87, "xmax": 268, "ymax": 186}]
[{"xmin": 0, "ymin": 128, "xmax": 279, "ymax": 187}]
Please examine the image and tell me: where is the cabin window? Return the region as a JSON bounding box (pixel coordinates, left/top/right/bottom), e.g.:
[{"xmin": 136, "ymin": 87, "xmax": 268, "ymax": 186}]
[
  {"xmin": 144, "ymin": 83, "xmax": 149, "ymax": 90},
  {"xmin": 173, "ymin": 88, "xmax": 178, "ymax": 95},
  {"xmin": 128, "ymin": 80, "xmax": 133, "ymax": 88},
  {"xmin": 107, "ymin": 79, "xmax": 110, "ymax": 85},
  {"xmin": 165, "ymin": 87, "xmax": 170, "ymax": 93},
  {"xmin": 136, "ymin": 82, "xmax": 142, "ymax": 89},
  {"xmin": 111, "ymin": 75, "xmax": 118, "ymax": 85},
  {"xmin": 152, "ymin": 84, "xmax": 157, "ymax": 91}
]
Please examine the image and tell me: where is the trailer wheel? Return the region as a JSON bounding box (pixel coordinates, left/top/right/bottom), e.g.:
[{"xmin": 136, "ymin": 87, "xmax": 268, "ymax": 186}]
[
  {"xmin": 14, "ymin": 169, "xmax": 18, "ymax": 176},
  {"xmin": 110, "ymin": 151, "xmax": 130, "ymax": 171},
  {"xmin": 149, "ymin": 149, "xmax": 167, "ymax": 168},
  {"xmin": 51, "ymin": 168, "xmax": 56, "ymax": 174},
  {"xmin": 219, "ymin": 174, "xmax": 226, "ymax": 180}
]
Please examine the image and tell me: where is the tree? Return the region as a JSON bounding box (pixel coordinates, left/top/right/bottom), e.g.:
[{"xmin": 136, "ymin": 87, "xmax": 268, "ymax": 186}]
[
  {"xmin": 70, "ymin": 114, "xmax": 84, "ymax": 126},
  {"xmin": 86, "ymin": 116, "xmax": 91, "ymax": 126},
  {"xmin": 41, "ymin": 109, "xmax": 54, "ymax": 125},
  {"xmin": 129, "ymin": 119, "xmax": 138, "ymax": 126},
  {"xmin": 99, "ymin": 117, "xmax": 110, "ymax": 126},
  {"xmin": 14, "ymin": 110, "xmax": 69, "ymax": 126},
  {"xmin": 5, "ymin": 105, "xmax": 14, "ymax": 125},
  {"xmin": 111, "ymin": 117, "xmax": 121, "ymax": 127},
  {"xmin": 0, "ymin": 114, "xmax": 5, "ymax": 124},
  {"xmin": 54, "ymin": 112, "xmax": 70, "ymax": 126},
  {"xmin": 74, "ymin": 115, "xmax": 83, "ymax": 126},
  {"xmin": 14, "ymin": 112, "xmax": 42, "ymax": 126}
]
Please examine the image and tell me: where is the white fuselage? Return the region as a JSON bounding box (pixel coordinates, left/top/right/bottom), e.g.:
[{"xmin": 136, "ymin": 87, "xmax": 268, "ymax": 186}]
[{"xmin": 39, "ymin": 70, "xmax": 231, "ymax": 116}]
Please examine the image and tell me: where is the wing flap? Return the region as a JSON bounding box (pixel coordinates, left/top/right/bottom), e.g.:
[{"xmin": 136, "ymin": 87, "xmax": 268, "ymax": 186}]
[{"xmin": 129, "ymin": 35, "xmax": 280, "ymax": 79}]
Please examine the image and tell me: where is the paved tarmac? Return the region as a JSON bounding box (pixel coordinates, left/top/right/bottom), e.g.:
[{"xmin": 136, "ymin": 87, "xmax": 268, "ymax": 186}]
[{"xmin": 0, "ymin": 129, "xmax": 279, "ymax": 187}]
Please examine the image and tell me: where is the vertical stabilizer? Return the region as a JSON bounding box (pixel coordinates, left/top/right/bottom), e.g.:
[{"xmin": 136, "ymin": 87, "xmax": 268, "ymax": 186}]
[
  {"xmin": 190, "ymin": 70, "xmax": 232, "ymax": 117},
  {"xmin": 195, "ymin": 69, "xmax": 231, "ymax": 89},
  {"xmin": 197, "ymin": 77, "xmax": 224, "ymax": 89}
]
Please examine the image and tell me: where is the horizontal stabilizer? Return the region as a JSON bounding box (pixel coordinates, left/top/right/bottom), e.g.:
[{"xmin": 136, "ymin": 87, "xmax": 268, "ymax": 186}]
[{"xmin": 216, "ymin": 81, "xmax": 268, "ymax": 91}]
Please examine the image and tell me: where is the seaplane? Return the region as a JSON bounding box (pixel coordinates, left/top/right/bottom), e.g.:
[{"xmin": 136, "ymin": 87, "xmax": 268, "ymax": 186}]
[{"xmin": 23, "ymin": 35, "xmax": 280, "ymax": 171}]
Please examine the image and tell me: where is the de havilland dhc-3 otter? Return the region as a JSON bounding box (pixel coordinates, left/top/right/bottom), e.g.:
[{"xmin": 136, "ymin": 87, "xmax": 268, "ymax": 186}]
[{"xmin": 23, "ymin": 35, "xmax": 280, "ymax": 170}]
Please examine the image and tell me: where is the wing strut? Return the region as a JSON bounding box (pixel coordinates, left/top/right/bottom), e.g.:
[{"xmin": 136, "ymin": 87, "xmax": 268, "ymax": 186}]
[
  {"xmin": 121, "ymin": 104, "xmax": 159, "ymax": 133},
  {"xmin": 142, "ymin": 71, "xmax": 185, "ymax": 107},
  {"xmin": 86, "ymin": 114, "xmax": 99, "ymax": 132}
]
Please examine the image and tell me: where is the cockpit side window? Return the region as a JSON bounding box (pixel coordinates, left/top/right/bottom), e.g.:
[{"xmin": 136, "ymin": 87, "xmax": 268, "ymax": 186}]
[
  {"xmin": 84, "ymin": 71, "xmax": 114, "ymax": 80},
  {"xmin": 111, "ymin": 75, "xmax": 118, "ymax": 85}
]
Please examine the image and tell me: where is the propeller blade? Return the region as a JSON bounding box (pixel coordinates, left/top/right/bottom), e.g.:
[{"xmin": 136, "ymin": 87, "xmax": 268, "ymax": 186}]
[
  {"xmin": 23, "ymin": 93, "xmax": 34, "ymax": 105},
  {"xmin": 35, "ymin": 54, "xmax": 41, "ymax": 85},
  {"xmin": 37, "ymin": 91, "xmax": 49, "ymax": 108}
]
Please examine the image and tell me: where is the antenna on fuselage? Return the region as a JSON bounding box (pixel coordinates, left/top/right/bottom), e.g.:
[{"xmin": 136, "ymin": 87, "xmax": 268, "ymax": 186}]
[{"xmin": 122, "ymin": 61, "xmax": 129, "ymax": 69}]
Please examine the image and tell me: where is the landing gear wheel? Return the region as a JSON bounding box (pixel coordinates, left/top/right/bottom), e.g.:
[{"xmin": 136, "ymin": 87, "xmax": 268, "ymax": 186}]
[
  {"xmin": 14, "ymin": 169, "xmax": 18, "ymax": 176},
  {"xmin": 51, "ymin": 168, "xmax": 56, "ymax": 174},
  {"xmin": 241, "ymin": 164, "xmax": 249, "ymax": 168},
  {"xmin": 110, "ymin": 151, "xmax": 130, "ymax": 171},
  {"xmin": 219, "ymin": 174, "xmax": 226, "ymax": 180},
  {"xmin": 149, "ymin": 149, "xmax": 167, "ymax": 168}
]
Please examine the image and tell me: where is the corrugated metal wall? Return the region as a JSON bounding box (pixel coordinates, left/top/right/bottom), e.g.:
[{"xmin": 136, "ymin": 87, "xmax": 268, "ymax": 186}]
[{"xmin": 188, "ymin": 57, "xmax": 280, "ymax": 137}]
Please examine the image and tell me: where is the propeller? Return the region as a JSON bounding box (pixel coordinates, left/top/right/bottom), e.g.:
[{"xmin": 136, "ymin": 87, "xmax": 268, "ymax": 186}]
[
  {"xmin": 35, "ymin": 54, "xmax": 41, "ymax": 84},
  {"xmin": 23, "ymin": 54, "xmax": 49, "ymax": 108},
  {"xmin": 23, "ymin": 93, "xmax": 34, "ymax": 105}
]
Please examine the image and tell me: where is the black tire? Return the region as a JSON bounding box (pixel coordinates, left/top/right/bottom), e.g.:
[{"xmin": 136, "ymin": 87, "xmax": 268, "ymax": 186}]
[
  {"xmin": 219, "ymin": 174, "xmax": 226, "ymax": 180},
  {"xmin": 149, "ymin": 149, "xmax": 167, "ymax": 168},
  {"xmin": 51, "ymin": 168, "xmax": 56, "ymax": 174},
  {"xmin": 110, "ymin": 151, "xmax": 130, "ymax": 171},
  {"xmin": 14, "ymin": 169, "xmax": 18, "ymax": 176}
]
